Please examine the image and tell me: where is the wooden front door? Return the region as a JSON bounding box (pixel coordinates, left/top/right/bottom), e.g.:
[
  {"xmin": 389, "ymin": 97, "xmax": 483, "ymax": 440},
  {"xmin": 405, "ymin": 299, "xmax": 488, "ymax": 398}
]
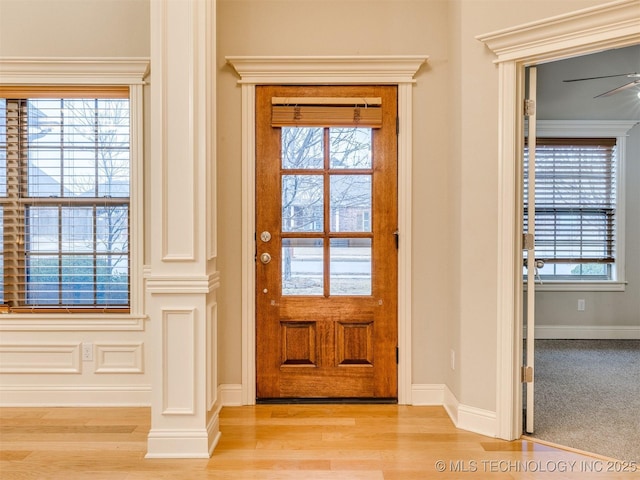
[{"xmin": 256, "ymin": 85, "xmax": 398, "ymax": 400}]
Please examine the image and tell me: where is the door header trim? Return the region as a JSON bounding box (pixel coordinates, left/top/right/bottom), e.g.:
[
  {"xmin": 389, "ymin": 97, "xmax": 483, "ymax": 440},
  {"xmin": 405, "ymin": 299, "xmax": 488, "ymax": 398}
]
[{"xmin": 226, "ymin": 56, "xmax": 427, "ymax": 84}]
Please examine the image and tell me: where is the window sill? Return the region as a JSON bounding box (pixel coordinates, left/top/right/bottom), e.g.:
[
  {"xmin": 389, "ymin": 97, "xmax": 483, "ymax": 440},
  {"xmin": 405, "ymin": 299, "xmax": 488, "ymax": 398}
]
[
  {"xmin": 0, "ymin": 312, "xmax": 147, "ymax": 331},
  {"xmin": 523, "ymin": 281, "xmax": 627, "ymax": 292}
]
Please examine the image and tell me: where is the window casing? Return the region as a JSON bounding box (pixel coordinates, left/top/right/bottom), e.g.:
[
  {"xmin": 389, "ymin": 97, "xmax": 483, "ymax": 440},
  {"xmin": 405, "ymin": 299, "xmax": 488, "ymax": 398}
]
[{"xmin": 0, "ymin": 59, "xmax": 147, "ymax": 318}]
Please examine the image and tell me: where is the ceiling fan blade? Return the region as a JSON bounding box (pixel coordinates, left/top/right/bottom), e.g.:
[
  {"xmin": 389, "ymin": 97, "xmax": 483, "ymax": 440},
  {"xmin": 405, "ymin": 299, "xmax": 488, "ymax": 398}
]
[
  {"xmin": 563, "ymin": 72, "xmax": 639, "ymax": 82},
  {"xmin": 594, "ymin": 79, "xmax": 640, "ymax": 98}
]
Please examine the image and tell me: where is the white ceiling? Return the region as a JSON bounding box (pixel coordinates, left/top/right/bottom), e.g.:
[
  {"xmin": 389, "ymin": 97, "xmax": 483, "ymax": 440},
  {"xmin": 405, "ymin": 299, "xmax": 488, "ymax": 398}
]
[{"xmin": 536, "ymin": 44, "xmax": 640, "ymax": 121}]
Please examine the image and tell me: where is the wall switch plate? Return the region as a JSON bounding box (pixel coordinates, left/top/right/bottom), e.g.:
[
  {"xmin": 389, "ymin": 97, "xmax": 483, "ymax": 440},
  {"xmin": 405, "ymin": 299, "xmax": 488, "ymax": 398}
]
[{"xmin": 577, "ymin": 299, "xmax": 586, "ymax": 311}]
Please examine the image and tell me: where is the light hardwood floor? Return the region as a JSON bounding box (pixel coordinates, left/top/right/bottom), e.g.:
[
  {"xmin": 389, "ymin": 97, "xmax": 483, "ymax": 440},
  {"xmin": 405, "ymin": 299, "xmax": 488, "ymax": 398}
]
[{"xmin": 1, "ymin": 405, "xmax": 638, "ymax": 479}]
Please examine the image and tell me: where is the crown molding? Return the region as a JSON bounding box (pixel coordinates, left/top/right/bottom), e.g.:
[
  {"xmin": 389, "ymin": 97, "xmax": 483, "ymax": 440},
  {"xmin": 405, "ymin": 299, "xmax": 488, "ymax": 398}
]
[
  {"xmin": 477, "ymin": 0, "xmax": 640, "ymax": 63},
  {"xmin": 226, "ymin": 55, "xmax": 428, "ymax": 84},
  {"xmin": 0, "ymin": 57, "xmax": 150, "ymax": 85}
]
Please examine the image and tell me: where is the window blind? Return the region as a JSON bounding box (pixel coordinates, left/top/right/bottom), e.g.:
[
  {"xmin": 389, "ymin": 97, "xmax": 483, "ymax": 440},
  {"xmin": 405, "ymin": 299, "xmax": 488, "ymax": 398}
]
[
  {"xmin": 271, "ymin": 97, "xmax": 383, "ymax": 128},
  {"xmin": 524, "ymin": 137, "xmax": 616, "ymax": 264},
  {"xmin": 0, "ymin": 87, "xmax": 130, "ymax": 312}
]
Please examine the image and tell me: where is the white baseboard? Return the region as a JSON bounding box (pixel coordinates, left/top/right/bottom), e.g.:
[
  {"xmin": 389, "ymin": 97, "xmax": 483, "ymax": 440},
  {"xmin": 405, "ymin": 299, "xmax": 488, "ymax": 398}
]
[
  {"xmin": 457, "ymin": 404, "xmax": 497, "ymax": 438},
  {"xmin": 145, "ymin": 401, "xmax": 222, "ymax": 459},
  {"xmin": 443, "ymin": 384, "xmax": 458, "ymax": 426},
  {"xmin": 0, "ymin": 384, "xmax": 151, "ymax": 406},
  {"xmin": 410, "ymin": 383, "xmax": 445, "ymax": 405},
  {"xmin": 218, "ymin": 383, "xmax": 243, "ymax": 406},
  {"xmin": 535, "ymin": 325, "xmax": 640, "ymax": 339},
  {"xmin": 412, "ymin": 384, "xmax": 497, "ymax": 438},
  {"xmin": 146, "ymin": 414, "xmax": 221, "ymax": 459}
]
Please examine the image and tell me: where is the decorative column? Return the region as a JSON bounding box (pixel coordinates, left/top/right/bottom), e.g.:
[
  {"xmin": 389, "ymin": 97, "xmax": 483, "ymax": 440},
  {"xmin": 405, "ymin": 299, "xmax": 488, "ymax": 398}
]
[{"xmin": 146, "ymin": 0, "xmax": 219, "ymax": 458}]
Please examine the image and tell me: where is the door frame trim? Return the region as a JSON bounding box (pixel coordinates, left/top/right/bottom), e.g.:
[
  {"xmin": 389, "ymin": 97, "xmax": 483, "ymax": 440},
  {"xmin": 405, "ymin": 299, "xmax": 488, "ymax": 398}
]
[
  {"xmin": 477, "ymin": 0, "xmax": 640, "ymax": 440},
  {"xmin": 226, "ymin": 56, "xmax": 427, "ymax": 405}
]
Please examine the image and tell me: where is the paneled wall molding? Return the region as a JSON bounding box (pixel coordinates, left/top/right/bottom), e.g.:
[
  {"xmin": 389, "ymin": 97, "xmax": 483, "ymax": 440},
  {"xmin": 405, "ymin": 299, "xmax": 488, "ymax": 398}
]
[
  {"xmin": 477, "ymin": 0, "xmax": 640, "ymax": 441},
  {"xmin": 94, "ymin": 342, "xmax": 145, "ymax": 374},
  {"xmin": 0, "ymin": 315, "xmax": 146, "ymax": 332},
  {"xmin": 146, "ymin": 272, "xmax": 221, "ymax": 295},
  {"xmin": 0, "ymin": 343, "xmax": 81, "ymax": 373},
  {"xmin": 151, "ymin": 0, "xmax": 217, "ymax": 265},
  {"xmin": 161, "ymin": 309, "xmax": 196, "ymax": 415},
  {"xmin": 226, "ymin": 54, "xmax": 427, "ymax": 406},
  {"xmin": 147, "ymin": 0, "xmax": 218, "ymax": 458}
]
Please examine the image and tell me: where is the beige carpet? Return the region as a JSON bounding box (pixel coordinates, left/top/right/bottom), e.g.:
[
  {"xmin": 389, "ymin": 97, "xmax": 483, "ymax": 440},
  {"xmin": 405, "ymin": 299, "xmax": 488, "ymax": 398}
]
[{"xmin": 531, "ymin": 339, "xmax": 640, "ymax": 462}]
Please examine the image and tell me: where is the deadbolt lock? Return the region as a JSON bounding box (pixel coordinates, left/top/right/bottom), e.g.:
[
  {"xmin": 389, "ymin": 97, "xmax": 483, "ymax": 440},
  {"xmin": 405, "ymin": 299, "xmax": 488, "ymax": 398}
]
[{"xmin": 260, "ymin": 231, "xmax": 272, "ymax": 242}]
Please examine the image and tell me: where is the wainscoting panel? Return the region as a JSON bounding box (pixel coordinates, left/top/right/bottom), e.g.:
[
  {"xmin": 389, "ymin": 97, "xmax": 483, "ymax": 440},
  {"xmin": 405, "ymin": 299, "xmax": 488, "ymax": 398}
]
[
  {"xmin": 161, "ymin": 309, "xmax": 196, "ymax": 415},
  {"xmin": 95, "ymin": 342, "xmax": 144, "ymax": 374},
  {"xmin": 0, "ymin": 343, "xmax": 81, "ymax": 374}
]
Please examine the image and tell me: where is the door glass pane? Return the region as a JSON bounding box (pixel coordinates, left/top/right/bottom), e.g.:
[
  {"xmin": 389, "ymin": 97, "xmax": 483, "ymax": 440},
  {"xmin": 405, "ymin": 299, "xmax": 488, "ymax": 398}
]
[
  {"xmin": 330, "ymin": 175, "xmax": 371, "ymax": 232},
  {"xmin": 282, "ymin": 175, "xmax": 323, "ymax": 232},
  {"xmin": 282, "ymin": 127, "xmax": 324, "ymax": 169},
  {"xmin": 330, "ymin": 238, "xmax": 371, "ymax": 296},
  {"xmin": 329, "ymin": 128, "xmax": 372, "ymax": 169},
  {"xmin": 282, "ymin": 238, "xmax": 323, "ymax": 296}
]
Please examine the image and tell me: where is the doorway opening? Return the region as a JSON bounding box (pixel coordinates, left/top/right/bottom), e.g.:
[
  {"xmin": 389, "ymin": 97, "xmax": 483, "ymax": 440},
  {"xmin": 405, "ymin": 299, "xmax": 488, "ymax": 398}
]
[
  {"xmin": 476, "ymin": 0, "xmax": 640, "ymax": 442},
  {"xmin": 225, "ymin": 55, "xmax": 426, "ymax": 406},
  {"xmin": 522, "ymin": 45, "xmax": 640, "ymax": 461}
]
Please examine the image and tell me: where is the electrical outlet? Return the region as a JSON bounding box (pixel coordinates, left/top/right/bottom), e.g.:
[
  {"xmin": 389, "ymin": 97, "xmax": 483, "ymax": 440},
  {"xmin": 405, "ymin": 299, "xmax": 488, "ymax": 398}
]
[
  {"xmin": 451, "ymin": 349, "xmax": 455, "ymax": 370},
  {"xmin": 82, "ymin": 343, "xmax": 93, "ymax": 361},
  {"xmin": 577, "ymin": 299, "xmax": 586, "ymax": 311}
]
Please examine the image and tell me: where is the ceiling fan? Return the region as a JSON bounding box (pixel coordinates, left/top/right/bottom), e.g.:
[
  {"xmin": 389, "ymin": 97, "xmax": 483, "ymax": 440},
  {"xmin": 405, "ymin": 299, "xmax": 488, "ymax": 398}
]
[{"xmin": 563, "ymin": 72, "xmax": 640, "ymax": 98}]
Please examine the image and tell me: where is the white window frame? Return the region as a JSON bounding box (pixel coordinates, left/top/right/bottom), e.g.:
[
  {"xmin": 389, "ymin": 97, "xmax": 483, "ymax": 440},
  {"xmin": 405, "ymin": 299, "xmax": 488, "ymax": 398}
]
[
  {"xmin": 0, "ymin": 58, "xmax": 148, "ymax": 330},
  {"xmin": 525, "ymin": 120, "xmax": 637, "ymax": 292}
]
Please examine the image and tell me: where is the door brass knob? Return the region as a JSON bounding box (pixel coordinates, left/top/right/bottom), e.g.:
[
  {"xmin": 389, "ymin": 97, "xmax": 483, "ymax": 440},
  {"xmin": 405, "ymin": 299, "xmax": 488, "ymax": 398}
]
[{"xmin": 260, "ymin": 252, "xmax": 272, "ymax": 264}]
